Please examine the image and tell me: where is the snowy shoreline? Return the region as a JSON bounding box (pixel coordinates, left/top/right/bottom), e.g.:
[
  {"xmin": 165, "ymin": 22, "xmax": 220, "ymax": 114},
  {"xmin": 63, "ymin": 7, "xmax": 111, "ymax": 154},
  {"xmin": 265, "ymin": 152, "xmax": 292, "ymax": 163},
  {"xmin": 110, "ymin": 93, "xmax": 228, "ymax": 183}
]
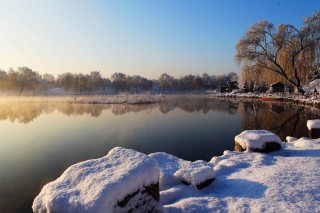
[
  {"xmin": 33, "ymin": 126, "xmax": 320, "ymax": 212},
  {"xmin": 70, "ymin": 94, "xmax": 165, "ymax": 105},
  {"xmin": 212, "ymin": 92, "xmax": 320, "ymax": 109}
]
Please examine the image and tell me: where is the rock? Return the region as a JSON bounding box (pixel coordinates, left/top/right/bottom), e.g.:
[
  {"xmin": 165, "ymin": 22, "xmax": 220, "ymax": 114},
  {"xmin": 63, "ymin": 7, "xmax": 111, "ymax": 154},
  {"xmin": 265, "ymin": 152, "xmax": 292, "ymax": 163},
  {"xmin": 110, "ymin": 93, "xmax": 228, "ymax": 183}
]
[
  {"xmin": 33, "ymin": 147, "xmax": 163, "ymax": 213},
  {"xmin": 307, "ymin": 120, "xmax": 320, "ymax": 139},
  {"xmin": 149, "ymin": 152, "xmax": 215, "ymax": 190},
  {"xmin": 174, "ymin": 164, "xmax": 215, "ymax": 190},
  {"xmin": 234, "ymin": 130, "xmax": 282, "ymax": 153},
  {"xmin": 309, "ymin": 129, "xmax": 320, "ymax": 139}
]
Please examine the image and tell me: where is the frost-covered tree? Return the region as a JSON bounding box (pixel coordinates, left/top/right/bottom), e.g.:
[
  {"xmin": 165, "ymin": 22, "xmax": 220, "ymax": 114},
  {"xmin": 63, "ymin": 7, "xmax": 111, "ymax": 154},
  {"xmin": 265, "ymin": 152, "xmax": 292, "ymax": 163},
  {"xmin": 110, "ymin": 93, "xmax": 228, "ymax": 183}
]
[
  {"xmin": 193, "ymin": 75, "xmax": 204, "ymax": 93},
  {"xmin": 236, "ymin": 12, "xmax": 320, "ymax": 92},
  {"xmin": 158, "ymin": 73, "xmax": 174, "ymax": 92},
  {"xmin": 57, "ymin": 72, "xmax": 74, "ymax": 94},
  {"xmin": 0, "ymin": 69, "xmax": 7, "ymax": 90},
  {"xmin": 16, "ymin": 67, "xmax": 39, "ymax": 94},
  {"xmin": 111, "ymin": 72, "xmax": 127, "ymax": 92},
  {"xmin": 89, "ymin": 71, "xmax": 103, "ymax": 91}
]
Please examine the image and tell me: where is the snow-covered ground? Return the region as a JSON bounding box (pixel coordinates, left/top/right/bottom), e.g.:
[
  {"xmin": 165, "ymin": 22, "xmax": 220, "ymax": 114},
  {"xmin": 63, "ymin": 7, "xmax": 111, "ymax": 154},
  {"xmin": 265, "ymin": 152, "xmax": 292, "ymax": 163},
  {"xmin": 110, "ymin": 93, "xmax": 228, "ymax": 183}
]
[
  {"xmin": 159, "ymin": 137, "xmax": 320, "ymax": 212},
  {"xmin": 213, "ymin": 80, "xmax": 320, "ymax": 108},
  {"xmin": 33, "ymin": 132, "xmax": 320, "ymax": 213}
]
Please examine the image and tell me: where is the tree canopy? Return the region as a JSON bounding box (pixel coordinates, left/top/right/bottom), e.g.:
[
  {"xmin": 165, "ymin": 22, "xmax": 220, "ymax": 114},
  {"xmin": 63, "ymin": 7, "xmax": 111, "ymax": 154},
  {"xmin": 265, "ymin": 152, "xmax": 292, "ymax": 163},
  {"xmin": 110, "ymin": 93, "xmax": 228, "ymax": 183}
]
[{"xmin": 236, "ymin": 12, "xmax": 320, "ymax": 91}]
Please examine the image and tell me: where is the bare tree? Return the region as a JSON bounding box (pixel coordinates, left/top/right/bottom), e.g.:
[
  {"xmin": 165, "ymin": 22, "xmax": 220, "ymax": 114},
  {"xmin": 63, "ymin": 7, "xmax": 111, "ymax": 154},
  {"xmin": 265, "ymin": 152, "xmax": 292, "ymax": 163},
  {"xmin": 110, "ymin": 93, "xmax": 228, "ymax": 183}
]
[
  {"xmin": 111, "ymin": 72, "xmax": 127, "ymax": 92},
  {"xmin": 158, "ymin": 73, "xmax": 174, "ymax": 92},
  {"xmin": 0, "ymin": 70, "xmax": 7, "ymax": 90},
  {"xmin": 236, "ymin": 12, "xmax": 320, "ymax": 92}
]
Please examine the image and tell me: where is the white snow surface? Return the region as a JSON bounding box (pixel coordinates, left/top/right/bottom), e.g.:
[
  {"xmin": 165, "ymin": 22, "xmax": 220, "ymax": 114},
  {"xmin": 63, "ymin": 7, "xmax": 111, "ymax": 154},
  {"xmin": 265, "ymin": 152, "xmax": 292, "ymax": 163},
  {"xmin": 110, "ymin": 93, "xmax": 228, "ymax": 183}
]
[
  {"xmin": 32, "ymin": 147, "xmax": 160, "ymax": 213},
  {"xmin": 174, "ymin": 166, "xmax": 214, "ymax": 186},
  {"xmin": 235, "ymin": 130, "xmax": 282, "ymax": 150},
  {"xmin": 159, "ymin": 140, "xmax": 320, "ymax": 212},
  {"xmin": 286, "ymin": 136, "xmax": 298, "ymax": 143},
  {"xmin": 307, "ymin": 119, "xmax": 320, "ymax": 130},
  {"xmin": 33, "ymin": 137, "xmax": 320, "ymax": 213}
]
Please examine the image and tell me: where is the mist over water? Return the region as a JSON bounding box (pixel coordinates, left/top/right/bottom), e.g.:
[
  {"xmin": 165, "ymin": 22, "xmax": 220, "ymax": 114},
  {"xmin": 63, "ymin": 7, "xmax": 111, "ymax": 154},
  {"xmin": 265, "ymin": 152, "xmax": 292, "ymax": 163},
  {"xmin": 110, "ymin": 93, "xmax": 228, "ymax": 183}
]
[{"xmin": 0, "ymin": 95, "xmax": 319, "ymax": 213}]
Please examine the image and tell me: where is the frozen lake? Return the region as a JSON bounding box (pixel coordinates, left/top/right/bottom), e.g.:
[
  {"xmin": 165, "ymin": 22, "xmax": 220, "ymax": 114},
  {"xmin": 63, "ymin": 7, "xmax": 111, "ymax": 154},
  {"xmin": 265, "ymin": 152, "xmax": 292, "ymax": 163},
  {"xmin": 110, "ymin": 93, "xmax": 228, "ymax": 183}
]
[{"xmin": 0, "ymin": 95, "xmax": 318, "ymax": 213}]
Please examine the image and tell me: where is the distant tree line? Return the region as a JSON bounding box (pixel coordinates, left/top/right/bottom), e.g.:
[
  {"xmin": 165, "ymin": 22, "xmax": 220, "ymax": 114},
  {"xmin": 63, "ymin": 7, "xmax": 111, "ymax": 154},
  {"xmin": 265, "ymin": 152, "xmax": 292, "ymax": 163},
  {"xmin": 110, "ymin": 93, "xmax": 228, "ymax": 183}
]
[
  {"xmin": 236, "ymin": 11, "xmax": 320, "ymax": 92},
  {"xmin": 0, "ymin": 67, "xmax": 238, "ymax": 94}
]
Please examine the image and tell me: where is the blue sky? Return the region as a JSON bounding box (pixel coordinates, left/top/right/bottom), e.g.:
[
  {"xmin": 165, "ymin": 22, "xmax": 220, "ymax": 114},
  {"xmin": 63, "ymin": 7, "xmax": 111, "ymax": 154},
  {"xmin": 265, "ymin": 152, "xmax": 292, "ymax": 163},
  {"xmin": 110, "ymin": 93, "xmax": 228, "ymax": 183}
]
[{"xmin": 0, "ymin": 0, "xmax": 319, "ymax": 79}]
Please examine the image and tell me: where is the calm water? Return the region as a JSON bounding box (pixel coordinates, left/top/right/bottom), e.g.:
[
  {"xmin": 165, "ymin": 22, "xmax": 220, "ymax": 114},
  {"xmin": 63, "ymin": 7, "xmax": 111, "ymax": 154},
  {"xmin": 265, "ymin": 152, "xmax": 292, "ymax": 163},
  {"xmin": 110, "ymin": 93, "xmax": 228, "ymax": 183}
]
[{"xmin": 0, "ymin": 95, "xmax": 319, "ymax": 213}]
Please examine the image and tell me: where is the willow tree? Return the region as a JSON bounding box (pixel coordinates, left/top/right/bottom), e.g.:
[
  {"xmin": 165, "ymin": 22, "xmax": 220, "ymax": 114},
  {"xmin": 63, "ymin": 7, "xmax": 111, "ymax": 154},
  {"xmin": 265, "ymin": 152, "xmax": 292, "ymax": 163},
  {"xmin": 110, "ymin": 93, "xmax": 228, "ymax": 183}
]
[{"xmin": 236, "ymin": 12, "xmax": 320, "ymax": 92}]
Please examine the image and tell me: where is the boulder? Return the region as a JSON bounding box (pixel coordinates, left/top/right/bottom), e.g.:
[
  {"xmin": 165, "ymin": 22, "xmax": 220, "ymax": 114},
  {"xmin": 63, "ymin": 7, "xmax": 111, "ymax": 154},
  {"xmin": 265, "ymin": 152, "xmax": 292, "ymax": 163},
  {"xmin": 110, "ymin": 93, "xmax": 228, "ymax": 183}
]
[
  {"xmin": 149, "ymin": 152, "xmax": 215, "ymax": 190},
  {"xmin": 234, "ymin": 130, "xmax": 282, "ymax": 153},
  {"xmin": 33, "ymin": 147, "xmax": 163, "ymax": 213},
  {"xmin": 307, "ymin": 120, "xmax": 320, "ymax": 139}
]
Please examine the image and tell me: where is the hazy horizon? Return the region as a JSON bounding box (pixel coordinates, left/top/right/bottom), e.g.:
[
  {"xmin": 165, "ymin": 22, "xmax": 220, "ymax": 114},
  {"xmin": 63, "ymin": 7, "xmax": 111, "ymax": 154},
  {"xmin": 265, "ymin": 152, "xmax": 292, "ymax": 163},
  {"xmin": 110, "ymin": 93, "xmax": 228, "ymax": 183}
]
[{"xmin": 0, "ymin": 0, "xmax": 319, "ymax": 79}]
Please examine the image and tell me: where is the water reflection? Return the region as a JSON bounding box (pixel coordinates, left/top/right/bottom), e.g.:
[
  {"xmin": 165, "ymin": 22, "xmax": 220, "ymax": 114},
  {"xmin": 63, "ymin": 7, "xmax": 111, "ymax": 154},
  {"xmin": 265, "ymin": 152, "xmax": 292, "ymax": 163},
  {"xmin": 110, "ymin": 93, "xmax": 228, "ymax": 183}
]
[
  {"xmin": 238, "ymin": 100, "xmax": 320, "ymax": 140},
  {"xmin": 0, "ymin": 96, "xmax": 319, "ymax": 142},
  {"xmin": 0, "ymin": 96, "xmax": 243, "ymax": 124}
]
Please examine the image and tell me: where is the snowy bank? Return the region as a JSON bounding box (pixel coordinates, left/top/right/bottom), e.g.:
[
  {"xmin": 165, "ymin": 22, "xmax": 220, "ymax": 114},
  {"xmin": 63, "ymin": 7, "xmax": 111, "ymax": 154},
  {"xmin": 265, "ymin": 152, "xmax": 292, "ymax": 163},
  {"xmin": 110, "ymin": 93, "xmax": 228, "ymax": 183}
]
[
  {"xmin": 32, "ymin": 147, "xmax": 162, "ymax": 213},
  {"xmin": 163, "ymin": 138, "xmax": 320, "ymax": 212},
  {"xmin": 33, "ymin": 133, "xmax": 320, "ymax": 212}
]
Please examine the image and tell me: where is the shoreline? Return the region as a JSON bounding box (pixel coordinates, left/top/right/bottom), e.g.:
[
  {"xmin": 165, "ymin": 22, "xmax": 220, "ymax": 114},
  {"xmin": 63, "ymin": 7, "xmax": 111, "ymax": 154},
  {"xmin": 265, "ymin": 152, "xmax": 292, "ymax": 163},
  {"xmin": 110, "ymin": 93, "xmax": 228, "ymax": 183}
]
[{"xmin": 211, "ymin": 92, "xmax": 320, "ymax": 109}]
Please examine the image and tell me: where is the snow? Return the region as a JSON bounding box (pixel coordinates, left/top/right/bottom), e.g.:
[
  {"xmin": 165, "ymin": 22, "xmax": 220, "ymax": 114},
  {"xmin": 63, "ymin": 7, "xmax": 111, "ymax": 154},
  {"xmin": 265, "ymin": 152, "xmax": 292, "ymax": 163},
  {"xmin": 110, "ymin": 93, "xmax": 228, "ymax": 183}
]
[
  {"xmin": 32, "ymin": 147, "xmax": 160, "ymax": 213},
  {"xmin": 149, "ymin": 153, "xmax": 215, "ymax": 190},
  {"xmin": 72, "ymin": 94, "xmax": 164, "ymax": 104},
  {"xmin": 161, "ymin": 140, "xmax": 320, "ymax": 212},
  {"xmin": 286, "ymin": 136, "xmax": 298, "ymax": 143},
  {"xmin": 293, "ymin": 137, "xmax": 320, "ymax": 148},
  {"xmin": 174, "ymin": 165, "xmax": 214, "ymax": 186},
  {"xmin": 234, "ymin": 130, "xmax": 282, "ymax": 150},
  {"xmin": 34, "ymin": 135, "xmax": 320, "ymax": 213},
  {"xmin": 307, "ymin": 119, "xmax": 320, "ymax": 130}
]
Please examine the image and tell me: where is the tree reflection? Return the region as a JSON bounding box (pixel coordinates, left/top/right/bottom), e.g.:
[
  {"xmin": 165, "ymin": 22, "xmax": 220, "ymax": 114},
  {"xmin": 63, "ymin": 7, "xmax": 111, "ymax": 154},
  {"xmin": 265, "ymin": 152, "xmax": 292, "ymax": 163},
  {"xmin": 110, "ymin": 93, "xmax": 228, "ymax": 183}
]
[
  {"xmin": 239, "ymin": 101, "xmax": 320, "ymax": 140},
  {"xmin": 0, "ymin": 95, "xmax": 242, "ymax": 123},
  {"xmin": 0, "ymin": 103, "xmax": 111, "ymax": 123},
  {"xmin": 1, "ymin": 95, "xmax": 320, "ymax": 140}
]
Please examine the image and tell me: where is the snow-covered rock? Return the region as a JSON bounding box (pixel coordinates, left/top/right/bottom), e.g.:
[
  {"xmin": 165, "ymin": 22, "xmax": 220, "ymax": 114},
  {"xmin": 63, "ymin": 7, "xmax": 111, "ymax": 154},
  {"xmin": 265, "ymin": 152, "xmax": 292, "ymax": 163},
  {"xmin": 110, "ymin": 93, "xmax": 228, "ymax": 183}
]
[
  {"xmin": 307, "ymin": 120, "xmax": 320, "ymax": 139},
  {"xmin": 33, "ymin": 147, "xmax": 162, "ymax": 213},
  {"xmin": 286, "ymin": 136, "xmax": 298, "ymax": 143},
  {"xmin": 307, "ymin": 119, "xmax": 320, "ymax": 130},
  {"xmin": 149, "ymin": 153, "xmax": 215, "ymax": 190},
  {"xmin": 234, "ymin": 130, "xmax": 282, "ymax": 152},
  {"xmin": 174, "ymin": 164, "xmax": 215, "ymax": 190}
]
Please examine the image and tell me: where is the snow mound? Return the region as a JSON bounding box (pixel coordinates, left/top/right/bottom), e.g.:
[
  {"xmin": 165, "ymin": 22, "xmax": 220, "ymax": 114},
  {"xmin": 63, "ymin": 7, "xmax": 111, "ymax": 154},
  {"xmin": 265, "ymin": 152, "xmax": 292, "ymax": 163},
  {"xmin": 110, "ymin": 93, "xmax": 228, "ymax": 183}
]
[
  {"xmin": 149, "ymin": 153, "xmax": 214, "ymax": 190},
  {"xmin": 174, "ymin": 164, "xmax": 215, "ymax": 187},
  {"xmin": 307, "ymin": 119, "xmax": 320, "ymax": 130},
  {"xmin": 235, "ymin": 130, "xmax": 282, "ymax": 151},
  {"xmin": 32, "ymin": 147, "xmax": 161, "ymax": 213},
  {"xmin": 293, "ymin": 137, "xmax": 320, "ymax": 148},
  {"xmin": 286, "ymin": 136, "xmax": 298, "ymax": 143}
]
